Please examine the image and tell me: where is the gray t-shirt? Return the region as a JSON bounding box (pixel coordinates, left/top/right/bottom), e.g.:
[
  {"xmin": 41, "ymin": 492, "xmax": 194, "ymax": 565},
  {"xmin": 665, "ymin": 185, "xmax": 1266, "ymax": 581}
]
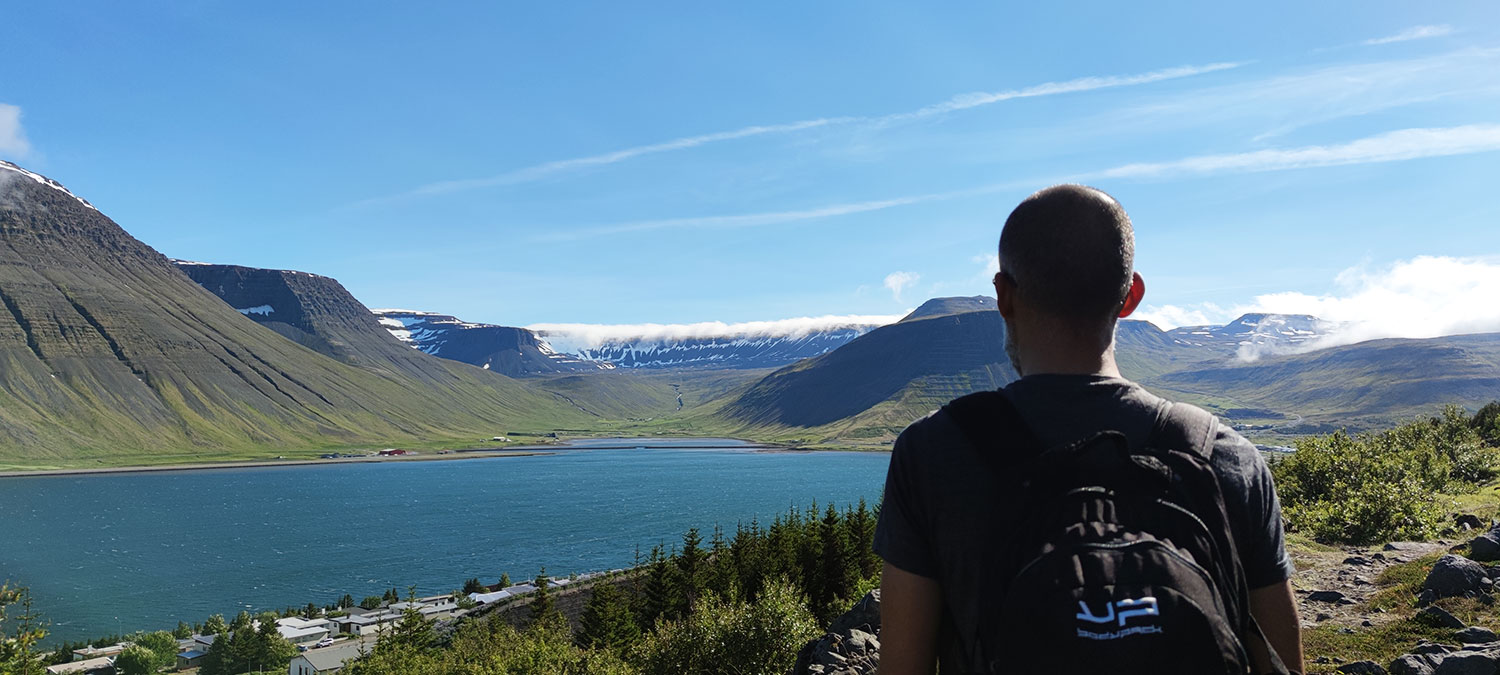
[{"xmin": 873, "ymin": 374, "xmax": 1295, "ymax": 668}]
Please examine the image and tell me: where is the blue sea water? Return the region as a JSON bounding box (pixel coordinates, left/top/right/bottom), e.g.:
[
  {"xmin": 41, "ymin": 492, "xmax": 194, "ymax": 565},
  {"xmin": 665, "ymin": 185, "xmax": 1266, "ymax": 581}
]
[{"xmin": 0, "ymin": 440, "xmax": 890, "ymax": 644}]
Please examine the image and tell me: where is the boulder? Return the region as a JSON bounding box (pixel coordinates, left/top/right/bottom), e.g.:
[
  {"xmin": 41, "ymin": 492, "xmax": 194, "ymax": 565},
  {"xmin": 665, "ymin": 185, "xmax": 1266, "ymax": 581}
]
[
  {"xmin": 1458, "ymin": 514, "xmax": 1487, "ymax": 531},
  {"xmin": 1338, "ymin": 662, "xmax": 1389, "ymax": 674},
  {"xmin": 793, "ymin": 590, "xmax": 882, "ymax": 675},
  {"xmin": 1431, "ymin": 652, "xmax": 1498, "ymax": 675},
  {"xmin": 1458, "ymin": 627, "xmax": 1500, "ymax": 644},
  {"xmin": 1425, "ymin": 556, "xmax": 1492, "ymax": 599},
  {"xmin": 1391, "ymin": 653, "xmax": 1442, "ymax": 675},
  {"xmin": 1310, "ymin": 590, "xmax": 1350, "ymax": 603},
  {"xmin": 1471, "ymin": 532, "xmax": 1500, "ymax": 563},
  {"xmin": 1420, "ymin": 606, "xmax": 1467, "ymax": 629}
]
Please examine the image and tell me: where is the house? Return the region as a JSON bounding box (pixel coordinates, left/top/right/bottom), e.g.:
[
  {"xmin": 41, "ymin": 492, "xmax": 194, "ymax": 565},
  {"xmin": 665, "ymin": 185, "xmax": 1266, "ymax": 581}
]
[
  {"xmin": 45, "ymin": 657, "xmax": 115, "ymax": 675},
  {"xmin": 193, "ymin": 633, "xmax": 217, "ymax": 653},
  {"xmin": 336, "ymin": 610, "xmax": 400, "ymax": 636},
  {"xmin": 275, "ymin": 617, "xmax": 334, "ymax": 645},
  {"xmin": 287, "ymin": 639, "xmax": 367, "ymax": 675},
  {"xmin": 177, "ymin": 650, "xmax": 208, "ymax": 669},
  {"xmin": 70, "ymin": 642, "xmax": 129, "ymax": 661}
]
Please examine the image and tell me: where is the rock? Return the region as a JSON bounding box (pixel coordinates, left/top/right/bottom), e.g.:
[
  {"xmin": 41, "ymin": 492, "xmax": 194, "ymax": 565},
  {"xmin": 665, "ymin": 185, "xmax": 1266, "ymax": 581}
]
[
  {"xmin": 1458, "ymin": 514, "xmax": 1487, "ymax": 531},
  {"xmin": 1318, "ymin": 613, "xmax": 1334, "ymax": 621},
  {"xmin": 1457, "ymin": 627, "xmax": 1500, "ymax": 643},
  {"xmin": 793, "ymin": 590, "xmax": 882, "ymax": 675},
  {"xmin": 1391, "ymin": 653, "xmax": 1442, "ymax": 675},
  {"xmin": 1471, "ymin": 533, "xmax": 1500, "ymax": 563},
  {"xmin": 1425, "ymin": 556, "xmax": 1492, "ymax": 599},
  {"xmin": 827, "ymin": 589, "xmax": 880, "ymax": 634},
  {"xmin": 1310, "ymin": 590, "xmax": 1350, "ymax": 603},
  {"xmin": 1347, "ymin": 556, "xmax": 1373, "ymax": 566},
  {"xmin": 1421, "ymin": 606, "xmax": 1468, "ymax": 629},
  {"xmin": 1413, "ymin": 642, "xmax": 1457, "ymax": 655},
  {"xmin": 1432, "ymin": 652, "xmax": 1498, "ymax": 675},
  {"xmin": 1338, "ymin": 661, "xmax": 1389, "ymax": 674}
]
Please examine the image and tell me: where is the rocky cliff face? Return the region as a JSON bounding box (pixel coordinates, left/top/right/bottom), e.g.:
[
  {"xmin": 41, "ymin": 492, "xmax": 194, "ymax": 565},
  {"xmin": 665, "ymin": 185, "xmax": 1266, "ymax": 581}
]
[{"xmin": 0, "ymin": 161, "xmax": 581, "ymax": 464}]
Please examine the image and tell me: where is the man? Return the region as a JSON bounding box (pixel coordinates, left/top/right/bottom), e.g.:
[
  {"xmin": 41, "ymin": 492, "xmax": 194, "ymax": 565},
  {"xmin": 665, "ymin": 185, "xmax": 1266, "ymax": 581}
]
[{"xmin": 874, "ymin": 185, "xmax": 1303, "ymax": 674}]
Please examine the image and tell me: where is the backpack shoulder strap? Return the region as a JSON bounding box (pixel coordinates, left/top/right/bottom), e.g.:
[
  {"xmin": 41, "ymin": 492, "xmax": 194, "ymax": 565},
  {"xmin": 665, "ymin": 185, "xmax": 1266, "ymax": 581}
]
[
  {"xmin": 1147, "ymin": 400, "xmax": 1218, "ymax": 460},
  {"xmin": 940, "ymin": 390, "xmax": 1040, "ymax": 481}
]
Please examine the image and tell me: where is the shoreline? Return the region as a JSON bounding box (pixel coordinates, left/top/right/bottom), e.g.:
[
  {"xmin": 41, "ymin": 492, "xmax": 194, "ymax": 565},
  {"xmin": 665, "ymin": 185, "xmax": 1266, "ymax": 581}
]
[
  {"xmin": 0, "ymin": 449, "xmax": 554, "ymax": 479},
  {"xmin": 0, "ymin": 437, "xmax": 816, "ymax": 478}
]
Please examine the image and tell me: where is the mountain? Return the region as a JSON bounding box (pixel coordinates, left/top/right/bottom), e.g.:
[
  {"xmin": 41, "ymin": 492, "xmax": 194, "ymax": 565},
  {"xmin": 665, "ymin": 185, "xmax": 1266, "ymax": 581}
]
[
  {"xmin": 1155, "ymin": 333, "xmax": 1500, "ymax": 431},
  {"xmin": 716, "ymin": 298, "xmax": 1500, "ymax": 446},
  {"xmin": 901, "ymin": 296, "xmax": 996, "ymax": 321},
  {"xmin": 0, "ymin": 161, "xmax": 589, "ymax": 468},
  {"xmin": 369, "ymin": 310, "xmax": 606, "ymax": 377},
  {"xmin": 540, "ymin": 325, "xmax": 880, "ymax": 370},
  {"xmin": 1164, "ymin": 313, "xmax": 1337, "ymax": 360},
  {"xmin": 375, "ymin": 309, "xmax": 889, "ymax": 371}
]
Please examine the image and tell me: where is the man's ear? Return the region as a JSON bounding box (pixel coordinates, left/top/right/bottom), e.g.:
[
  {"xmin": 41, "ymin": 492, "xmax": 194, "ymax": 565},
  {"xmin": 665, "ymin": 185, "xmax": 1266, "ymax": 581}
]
[
  {"xmin": 994, "ymin": 271, "xmax": 1017, "ymax": 319},
  {"xmin": 1118, "ymin": 272, "xmax": 1145, "ymax": 318}
]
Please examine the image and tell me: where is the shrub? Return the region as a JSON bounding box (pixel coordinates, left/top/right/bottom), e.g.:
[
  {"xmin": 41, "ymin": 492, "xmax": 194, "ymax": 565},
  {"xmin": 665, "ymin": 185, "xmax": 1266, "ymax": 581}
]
[
  {"xmin": 633, "ymin": 577, "xmax": 818, "ymax": 675},
  {"xmin": 1274, "ymin": 429, "xmax": 1448, "ymax": 544},
  {"xmin": 1272, "ymin": 405, "xmax": 1500, "ymax": 544}
]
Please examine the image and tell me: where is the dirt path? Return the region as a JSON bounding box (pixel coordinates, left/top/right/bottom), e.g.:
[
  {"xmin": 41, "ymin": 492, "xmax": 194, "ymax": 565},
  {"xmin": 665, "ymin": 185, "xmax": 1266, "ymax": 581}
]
[{"xmin": 1291, "ymin": 540, "xmax": 1450, "ymax": 629}]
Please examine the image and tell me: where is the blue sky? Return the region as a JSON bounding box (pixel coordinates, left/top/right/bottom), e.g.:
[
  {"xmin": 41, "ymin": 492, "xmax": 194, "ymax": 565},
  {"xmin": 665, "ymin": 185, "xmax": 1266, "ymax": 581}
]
[{"xmin": 3, "ymin": 2, "xmax": 1499, "ymax": 333}]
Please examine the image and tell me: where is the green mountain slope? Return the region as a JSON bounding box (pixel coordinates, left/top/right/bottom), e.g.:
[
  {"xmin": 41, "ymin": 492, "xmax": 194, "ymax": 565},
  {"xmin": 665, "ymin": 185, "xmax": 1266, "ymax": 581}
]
[
  {"xmin": 715, "ymin": 302, "xmax": 1500, "ymax": 447},
  {"xmin": 1154, "ymin": 333, "xmax": 1500, "ymax": 431},
  {"xmin": 0, "ymin": 161, "xmax": 588, "ymax": 469}
]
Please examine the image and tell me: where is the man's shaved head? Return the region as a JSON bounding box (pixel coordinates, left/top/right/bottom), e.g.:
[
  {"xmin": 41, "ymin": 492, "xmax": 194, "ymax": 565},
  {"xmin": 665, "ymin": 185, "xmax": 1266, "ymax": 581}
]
[{"xmin": 999, "ymin": 184, "xmax": 1134, "ymax": 324}]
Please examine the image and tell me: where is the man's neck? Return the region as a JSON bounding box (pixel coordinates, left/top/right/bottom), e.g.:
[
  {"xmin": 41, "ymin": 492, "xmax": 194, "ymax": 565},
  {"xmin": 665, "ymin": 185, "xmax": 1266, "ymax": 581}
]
[{"xmin": 1017, "ymin": 351, "xmax": 1122, "ymax": 378}]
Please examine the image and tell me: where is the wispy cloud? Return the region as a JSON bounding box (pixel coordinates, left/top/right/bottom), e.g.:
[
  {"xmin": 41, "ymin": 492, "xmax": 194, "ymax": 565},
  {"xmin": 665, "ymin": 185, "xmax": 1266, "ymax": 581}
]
[
  {"xmin": 377, "ymin": 118, "xmax": 851, "ymax": 203},
  {"xmin": 884, "ymin": 271, "xmax": 921, "ymax": 302},
  {"xmin": 0, "ymin": 104, "xmax": 31, "ymax": 159},
  {"xmin": 539, "ymin": 123, "xmax": 1500, "ymax": 240},
  {"xmin": 532, "ymin": 179, "xmax": 1034, "ymax": 241},
  {"xmin": 875, "ymin": 62, "xmax": 1244, "ymax": 124},
  {"xmin": 1094, "ymin": 124, "xmax": 1500, "ymax": 179},
  {"xmin": 359, "ymin": 61, "xmax": 1243, "ymax": 207},
  {"xmin": 1364, "ymin": 24, "xmax": 1454, "ymax": 46}
]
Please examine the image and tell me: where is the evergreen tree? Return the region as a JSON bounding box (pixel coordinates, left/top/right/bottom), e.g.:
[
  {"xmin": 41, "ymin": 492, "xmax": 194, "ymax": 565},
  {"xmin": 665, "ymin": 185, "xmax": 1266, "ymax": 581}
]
[
  {"xmin": 462, "ymin": 577, "xmax": 485, "ymax": 594},
  {"xmin": 577, "ymin": 582, "xmax": 640, "ymax": 654},
  {"xmin": 676, "ymin": 527, "xmax": 707, "ymax": 616},
  {"xmin": 528, "ymin": 567, "xmax": 558, "ymax": 626},
  {"xmin": 202, "ymin": 613, "xmax": 228, "ymax": 635},
  {"xmin": 499, "ymin": 572, "xmax": 511, "ymax": 588},
  {"xmin": 634, "ymin": 545, "xmax": 672, "ymax": 628},
  {"xmin": 304, "ymin": 602, "xmax": 321, "ymax": 618},
  {"xmin": 359, "ymin": 596, "xmax": 383, "ymax": 610},
  {"xmin": 816, "ymin": 503, "xmax": 852, "ymax": 617},
  {"xmin": 255, "ymin": 616, "xmax": 298, "ymax": 672},
  {"xmin": 173, "ymin": 620, "xmax": 193, "ymax": 639},
  {"xmin": 383, "ymin": 587, "xmax": 399, "ymax": 604},
  {"xmin": 847, "ymin": 498, "xmax": 879, "ymax": 580},
  {"xmin": 339, "ymin": 594, "xmax": 355, "ymax": 609}
]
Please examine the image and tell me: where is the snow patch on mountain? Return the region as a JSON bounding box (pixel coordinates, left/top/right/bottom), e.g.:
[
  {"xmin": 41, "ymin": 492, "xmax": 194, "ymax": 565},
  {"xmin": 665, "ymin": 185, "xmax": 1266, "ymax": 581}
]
[
  {"xmin": 237, "ymin": 305, "xmax": 274, "ymax": 316},
  {"xmin": 0, "ymin": 160, "xmax": 99, "ymax": 212},
  {"xmin": 1165, "ymin": 313, "xmax": 1339, "ymax": 362}
]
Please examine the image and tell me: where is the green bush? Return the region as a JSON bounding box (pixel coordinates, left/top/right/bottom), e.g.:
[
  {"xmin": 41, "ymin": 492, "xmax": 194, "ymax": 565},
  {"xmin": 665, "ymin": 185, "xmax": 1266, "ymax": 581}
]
[
  {"xmin": 1272, "ymin": 404, "xmax": 1500, "ymax": 544},
  {"xmin": 633, "ymin": 578, "xmax": 818, "ymax": 675}
]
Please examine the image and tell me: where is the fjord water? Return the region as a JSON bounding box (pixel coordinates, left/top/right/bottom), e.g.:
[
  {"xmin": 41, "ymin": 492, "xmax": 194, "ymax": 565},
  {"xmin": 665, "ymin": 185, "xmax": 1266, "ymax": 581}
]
[{"xmin": 0, "ymin": 440, "xmax": 889, "ymax": 643}]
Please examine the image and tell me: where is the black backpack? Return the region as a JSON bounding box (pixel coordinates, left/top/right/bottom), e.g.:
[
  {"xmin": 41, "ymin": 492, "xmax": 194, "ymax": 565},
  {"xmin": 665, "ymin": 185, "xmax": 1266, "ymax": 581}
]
[{"xmin": 941, "ymin": 390, "xmax": 1289, "ymax": 675}]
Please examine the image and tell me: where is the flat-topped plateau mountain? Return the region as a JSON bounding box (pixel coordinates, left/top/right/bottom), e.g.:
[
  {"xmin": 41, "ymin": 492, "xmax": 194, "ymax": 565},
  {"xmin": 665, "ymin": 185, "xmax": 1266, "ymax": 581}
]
[
  {"xmin": 372, "ymin": 308, "xmax": 886, "ymax": 372},
  {"xmin": 370, "ymin": 309, "xmax": 605, "ymax": 377}
]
